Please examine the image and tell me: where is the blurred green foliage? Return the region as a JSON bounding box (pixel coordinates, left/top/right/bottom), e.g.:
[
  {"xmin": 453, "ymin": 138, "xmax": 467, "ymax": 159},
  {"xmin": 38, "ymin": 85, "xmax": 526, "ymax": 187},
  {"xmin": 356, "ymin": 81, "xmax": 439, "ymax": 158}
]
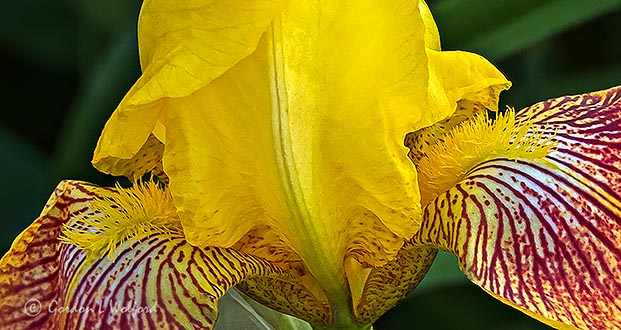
[
  {"xmin": 0, "ymin": 0, "xmax": 619, "ymax": 329},
  {"xmin": 0, "ymin": 0, "xmax": 141, "ymax": 250}
]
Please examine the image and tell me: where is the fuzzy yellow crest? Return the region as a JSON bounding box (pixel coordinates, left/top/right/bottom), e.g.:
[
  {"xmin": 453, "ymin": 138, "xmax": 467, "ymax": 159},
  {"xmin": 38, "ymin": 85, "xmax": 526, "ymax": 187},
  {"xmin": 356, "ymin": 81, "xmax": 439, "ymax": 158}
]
[
  {"xmin": 417, "ymin": 110, "xmax": 557, "ymax": 206},
  {"xmin": 60, "ymin": 181, "xmax": 182, "ymax": 259}
]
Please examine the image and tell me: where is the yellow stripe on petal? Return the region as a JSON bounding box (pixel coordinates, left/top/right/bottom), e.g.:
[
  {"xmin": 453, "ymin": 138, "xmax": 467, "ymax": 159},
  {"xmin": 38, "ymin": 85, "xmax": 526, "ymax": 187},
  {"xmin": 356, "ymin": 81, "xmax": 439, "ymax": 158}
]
[
  {"xmin": 0, "ymin": 181, "xmax": 290, "ymax": 330},
  {"xmin": 414, "ymin": 86, "xmax": 621, "ymax": 329}
]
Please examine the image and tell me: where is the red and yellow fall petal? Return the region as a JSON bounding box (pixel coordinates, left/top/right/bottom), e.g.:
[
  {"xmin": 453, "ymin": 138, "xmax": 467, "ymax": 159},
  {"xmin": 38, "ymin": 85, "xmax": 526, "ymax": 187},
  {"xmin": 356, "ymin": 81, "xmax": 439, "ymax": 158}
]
[
  {"xmin": 414, "ymin": 86, "xmax": 621, "ymax": 329},
  {"xmin": 0, "ymin": 180, "xmax": 304, "ymax": 330},
  {"xmin": 0, "ymin": 181, "xmax": 96, "ymax": 330}
]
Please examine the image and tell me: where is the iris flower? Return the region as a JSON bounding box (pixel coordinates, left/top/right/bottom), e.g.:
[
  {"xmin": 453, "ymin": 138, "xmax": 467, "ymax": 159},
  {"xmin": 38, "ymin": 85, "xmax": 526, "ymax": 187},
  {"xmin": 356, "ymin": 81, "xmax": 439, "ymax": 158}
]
[{"xmin": 1, "ymin": 1, "xmax": 620, "ymax": 329}]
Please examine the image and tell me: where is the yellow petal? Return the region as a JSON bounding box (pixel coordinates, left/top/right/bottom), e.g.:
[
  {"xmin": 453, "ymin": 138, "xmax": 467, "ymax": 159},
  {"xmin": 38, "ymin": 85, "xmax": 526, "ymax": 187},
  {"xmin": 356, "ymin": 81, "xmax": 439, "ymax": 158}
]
[
  {"xmin": 414, "ymin": 86, "xmax": 621, "ymax": 329},
  {"xmin": 93, "ymin": 134, "xmax": 167, "ymax": 182},
  {"xmin": 92, "ymin": 1, "xmax": 510, "ymax": 325},
  {"xmin": 136, "ymin": 0, "xmax": 286, "ymax": 102},
  {"xmin": 92, "ymin": 0, "xmax": 286, "ymax": 167},
  {"xmin": 382, "ymin": 50, "xmax": 510, "ymax": 149},
  {"xmin": 160, "ymin": 0, "xmax": 420, "ymax": 315}
]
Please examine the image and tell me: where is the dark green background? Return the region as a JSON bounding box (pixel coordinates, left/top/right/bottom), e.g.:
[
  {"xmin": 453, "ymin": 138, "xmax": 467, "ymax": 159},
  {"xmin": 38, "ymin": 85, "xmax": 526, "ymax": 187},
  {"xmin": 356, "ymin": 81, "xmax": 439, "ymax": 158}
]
[{"xmin": 1, "ymin": 0, "xmax": 620, "ymax": 329}]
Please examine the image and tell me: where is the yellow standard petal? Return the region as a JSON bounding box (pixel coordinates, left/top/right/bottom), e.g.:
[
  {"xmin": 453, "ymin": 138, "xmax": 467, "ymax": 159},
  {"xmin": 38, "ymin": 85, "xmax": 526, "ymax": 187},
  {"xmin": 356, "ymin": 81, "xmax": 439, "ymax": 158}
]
[
  {"xmin": 158, "ymin": 0, "xmax": 510, "ymax": 325},
  {"xmin": 91, "ymin": 0, "xmax": 510, "ymax": 327},
  {"xmin": 93, "ymin": 0, "xmax": 286, "ymax": 167}
]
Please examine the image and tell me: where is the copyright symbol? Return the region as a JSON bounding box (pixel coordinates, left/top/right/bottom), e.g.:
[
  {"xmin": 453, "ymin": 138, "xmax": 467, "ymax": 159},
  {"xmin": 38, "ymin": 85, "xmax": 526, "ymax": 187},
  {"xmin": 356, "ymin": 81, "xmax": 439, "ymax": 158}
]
[{"xmin": 23, "ymin": 298, "xmax": 42, "ymax": 317}]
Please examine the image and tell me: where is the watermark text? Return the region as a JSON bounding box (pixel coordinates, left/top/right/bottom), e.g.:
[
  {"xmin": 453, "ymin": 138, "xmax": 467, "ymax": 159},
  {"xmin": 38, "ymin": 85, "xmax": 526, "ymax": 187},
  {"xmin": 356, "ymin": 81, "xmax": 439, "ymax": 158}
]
[{"xmin": 23, "ymin": 299, "xmax": 158, "ymax": 317}]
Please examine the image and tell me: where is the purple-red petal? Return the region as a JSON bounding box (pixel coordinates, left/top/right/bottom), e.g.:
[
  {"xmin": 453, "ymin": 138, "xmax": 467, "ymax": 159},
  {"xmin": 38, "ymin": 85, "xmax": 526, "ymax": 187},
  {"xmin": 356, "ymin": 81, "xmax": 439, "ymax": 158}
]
[
  {"xmin": 415, "ymin": 86, "xmax": 621, "ymax": 329},
  {"xmin": 0, "ymin": 181, "xmax": 286, "ymax": 330}
]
